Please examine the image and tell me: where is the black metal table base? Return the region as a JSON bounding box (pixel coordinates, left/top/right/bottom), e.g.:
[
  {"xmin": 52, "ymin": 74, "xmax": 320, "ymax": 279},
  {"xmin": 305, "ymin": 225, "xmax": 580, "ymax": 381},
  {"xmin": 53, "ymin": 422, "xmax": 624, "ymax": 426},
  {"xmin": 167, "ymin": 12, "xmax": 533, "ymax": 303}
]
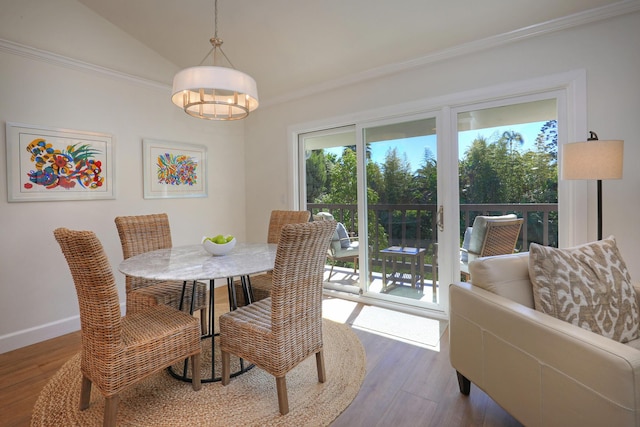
[{"xmin": 167, "ymin": 278, "xmax": 254, "ymax": 383}]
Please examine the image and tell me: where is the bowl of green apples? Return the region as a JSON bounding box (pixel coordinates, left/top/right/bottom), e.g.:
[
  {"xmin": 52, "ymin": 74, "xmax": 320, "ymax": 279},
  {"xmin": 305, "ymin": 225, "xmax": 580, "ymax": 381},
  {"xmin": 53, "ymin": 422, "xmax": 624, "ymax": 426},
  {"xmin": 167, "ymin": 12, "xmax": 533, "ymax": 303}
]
[{"xmin": 202, "ymin": 234, "xmax": 236, "ymax": 256}]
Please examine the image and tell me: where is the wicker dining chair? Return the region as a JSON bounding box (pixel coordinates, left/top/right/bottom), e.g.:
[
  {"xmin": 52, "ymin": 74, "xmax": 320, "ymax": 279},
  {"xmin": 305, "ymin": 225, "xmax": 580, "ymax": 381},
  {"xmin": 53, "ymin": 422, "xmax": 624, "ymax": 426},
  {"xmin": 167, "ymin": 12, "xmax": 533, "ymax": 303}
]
[
  {"xmin": 53, "ymin": 228, "xmax": 201, "ymax": 427},
  {"xmin": 220, "ymin": 220, "xmax": 336, "ymax": 415},
  {"xmin": 233, "ymin": 210, "xmax": 311, "ymax": 306},
  {"xmin": 115, "ymin": 214, "xmax": 208, "ymax": 331}
]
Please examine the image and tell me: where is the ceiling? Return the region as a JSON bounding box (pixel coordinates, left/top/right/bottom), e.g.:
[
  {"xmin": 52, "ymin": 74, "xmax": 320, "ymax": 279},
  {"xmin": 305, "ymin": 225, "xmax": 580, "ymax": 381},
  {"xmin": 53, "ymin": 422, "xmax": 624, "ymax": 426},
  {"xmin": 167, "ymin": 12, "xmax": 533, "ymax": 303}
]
[{"xmin": 77, "ymin": 0, "xmax": 624, "ymax": 105}]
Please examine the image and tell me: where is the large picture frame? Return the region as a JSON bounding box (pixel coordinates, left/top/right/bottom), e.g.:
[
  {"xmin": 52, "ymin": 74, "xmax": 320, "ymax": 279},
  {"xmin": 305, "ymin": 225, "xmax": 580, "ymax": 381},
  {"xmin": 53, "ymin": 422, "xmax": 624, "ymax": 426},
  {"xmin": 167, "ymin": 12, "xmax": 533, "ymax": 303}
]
[
  {"xmin": 143, "ymin": 139, "xmax": 207, "ymax": 199},
  {"xmin": 5, "ymin": 122, "xmax": 114, "ymax": 202}
]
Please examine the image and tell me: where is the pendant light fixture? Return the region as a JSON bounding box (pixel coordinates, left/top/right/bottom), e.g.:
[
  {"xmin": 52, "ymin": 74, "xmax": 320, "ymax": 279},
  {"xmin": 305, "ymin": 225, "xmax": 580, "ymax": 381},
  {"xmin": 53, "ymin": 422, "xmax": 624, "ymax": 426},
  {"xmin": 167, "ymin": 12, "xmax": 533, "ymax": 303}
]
[{"xmin": 171, "ymin": 0, "xmax": 258, "ymax": 120}]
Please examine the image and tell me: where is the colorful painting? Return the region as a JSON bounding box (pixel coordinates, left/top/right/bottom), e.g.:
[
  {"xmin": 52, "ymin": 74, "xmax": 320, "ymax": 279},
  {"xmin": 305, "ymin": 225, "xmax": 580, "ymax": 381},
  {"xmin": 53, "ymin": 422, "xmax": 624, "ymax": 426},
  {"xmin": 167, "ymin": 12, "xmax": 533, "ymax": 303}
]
[
  {"xmin": 156, "ymin": 152, "xmax": 198, "ymax": 186},
  {"xmin": 143, "ymin": 139, "xmax": 207, "ymax": 199},
  {"xmin": 25, "ymin": 139, "xmax": 104, "ymax": 190},
  {"xmin": 6, "ymin": 123, "xmax": 114, "ymax": 202}
]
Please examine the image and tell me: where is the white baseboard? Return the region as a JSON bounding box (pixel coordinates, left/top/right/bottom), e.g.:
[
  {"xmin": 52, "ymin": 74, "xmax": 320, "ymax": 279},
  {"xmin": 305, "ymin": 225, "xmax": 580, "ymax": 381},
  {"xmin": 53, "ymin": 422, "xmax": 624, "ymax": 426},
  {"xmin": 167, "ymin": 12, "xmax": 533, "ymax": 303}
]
[
  {"xmin": 0, "ymin": 315, "xmax": 80, "ymax": 354},
  {"xmin": 0, "ymin": 302, "xmax": 126, "ymax": 354}
]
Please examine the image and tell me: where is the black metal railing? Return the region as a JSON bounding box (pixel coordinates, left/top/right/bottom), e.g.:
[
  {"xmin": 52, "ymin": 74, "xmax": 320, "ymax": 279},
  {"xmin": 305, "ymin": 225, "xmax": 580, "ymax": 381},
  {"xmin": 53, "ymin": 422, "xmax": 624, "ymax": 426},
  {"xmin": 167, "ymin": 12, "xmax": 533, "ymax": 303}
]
[
  {"xmin": 309, "ymin": 203, "xmax": 557, "ymax": 251},
  {"xmin": 309, "ymin": 202, "xmax": 558, "ymax": 279}
]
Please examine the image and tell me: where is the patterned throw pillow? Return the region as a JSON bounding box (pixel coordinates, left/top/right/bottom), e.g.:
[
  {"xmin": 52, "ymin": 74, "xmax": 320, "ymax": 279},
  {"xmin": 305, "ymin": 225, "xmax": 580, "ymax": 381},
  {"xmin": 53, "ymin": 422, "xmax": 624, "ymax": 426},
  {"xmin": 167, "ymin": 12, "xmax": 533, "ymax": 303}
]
[{"xmin": 528, "ymin": 236, "xmax": 640, "ymax": 343}]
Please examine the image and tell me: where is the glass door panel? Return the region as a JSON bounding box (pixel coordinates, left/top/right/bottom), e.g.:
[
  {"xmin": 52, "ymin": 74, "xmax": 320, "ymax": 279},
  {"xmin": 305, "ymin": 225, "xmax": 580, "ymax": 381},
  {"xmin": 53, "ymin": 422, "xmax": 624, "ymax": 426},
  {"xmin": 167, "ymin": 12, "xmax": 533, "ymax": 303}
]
[
  {"xmin": 362, "ymin": 117, "xmax": 440, "ymax": 307},
  {"xmin": 300, "ymin": 126, "xmax": 362, "ymax": 293},
  {"xmin": 457, "ymin": 99, "xmax": 559, "ymax": 280}
]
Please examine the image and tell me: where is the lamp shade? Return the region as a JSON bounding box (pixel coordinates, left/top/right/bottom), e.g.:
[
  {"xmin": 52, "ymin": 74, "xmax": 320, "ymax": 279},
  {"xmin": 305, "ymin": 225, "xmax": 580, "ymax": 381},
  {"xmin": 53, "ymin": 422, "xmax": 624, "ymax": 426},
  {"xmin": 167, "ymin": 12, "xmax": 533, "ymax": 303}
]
[
  {"xmin": 561, "ymin": 139, "xmax": 623, "ymax": 180},
  {"xmin": 171, "ymin": 66, "xmax": 259, "ymax": 120}
]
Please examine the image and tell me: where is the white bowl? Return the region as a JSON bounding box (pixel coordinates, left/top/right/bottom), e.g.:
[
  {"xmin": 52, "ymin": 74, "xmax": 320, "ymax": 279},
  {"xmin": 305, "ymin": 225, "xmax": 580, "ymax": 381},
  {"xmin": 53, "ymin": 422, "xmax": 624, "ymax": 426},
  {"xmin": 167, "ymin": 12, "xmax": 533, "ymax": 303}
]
[{"xmin": 202, "ymin": 236, "xmax": 237, "ymax": 256}]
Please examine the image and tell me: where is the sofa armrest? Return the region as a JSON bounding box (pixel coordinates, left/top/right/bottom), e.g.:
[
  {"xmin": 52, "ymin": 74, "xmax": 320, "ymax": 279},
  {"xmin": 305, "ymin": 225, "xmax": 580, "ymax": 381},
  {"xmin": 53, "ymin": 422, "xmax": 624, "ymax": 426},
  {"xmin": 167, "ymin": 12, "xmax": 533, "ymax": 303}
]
[{"xmin": 449, "ymin": 281, "xmax": 640, "ymax": 427}]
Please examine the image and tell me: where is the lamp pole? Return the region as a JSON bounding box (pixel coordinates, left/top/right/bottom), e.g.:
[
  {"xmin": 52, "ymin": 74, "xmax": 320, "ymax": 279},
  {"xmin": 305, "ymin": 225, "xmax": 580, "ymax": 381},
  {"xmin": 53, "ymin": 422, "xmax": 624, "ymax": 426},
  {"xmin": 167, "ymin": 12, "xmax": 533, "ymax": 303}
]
[{"xmin": 587, "ymin": 132, "xmax": 603, "ymax": 240}]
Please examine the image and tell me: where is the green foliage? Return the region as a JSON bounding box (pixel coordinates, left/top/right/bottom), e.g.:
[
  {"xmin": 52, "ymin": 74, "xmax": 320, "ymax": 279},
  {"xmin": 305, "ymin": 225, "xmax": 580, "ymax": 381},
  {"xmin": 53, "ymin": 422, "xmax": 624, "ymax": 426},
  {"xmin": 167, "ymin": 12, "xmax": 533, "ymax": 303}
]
[
  {"xmin": 380, "ymin": 147, "xmax": 413, "ymax": 204},
  {"xmin": 326, "ymin": 148, "xmax": 358, "ymax": 204},
  {"xmin": 459, "ymin": 122, "xmax": 557, "ymax": 205},
  {"xmin": 305, "ymin": 150, "xmax": 326, "ymax": 202},
  {"xmin": 305, "ymin": 120, "xmax": 558, "ymax": 251},
  {"xmin": 412, "ymin": 148, "xmax": 437, "ymax": 203}
]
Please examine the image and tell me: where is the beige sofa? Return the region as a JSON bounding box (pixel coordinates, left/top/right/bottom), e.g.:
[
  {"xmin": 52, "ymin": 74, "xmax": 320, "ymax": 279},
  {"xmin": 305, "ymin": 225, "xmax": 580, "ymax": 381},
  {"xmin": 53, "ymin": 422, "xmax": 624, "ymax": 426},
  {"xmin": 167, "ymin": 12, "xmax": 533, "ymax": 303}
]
[{"xmin": 449, "ymin": 251, "xmax": 640, "ymax": 427}]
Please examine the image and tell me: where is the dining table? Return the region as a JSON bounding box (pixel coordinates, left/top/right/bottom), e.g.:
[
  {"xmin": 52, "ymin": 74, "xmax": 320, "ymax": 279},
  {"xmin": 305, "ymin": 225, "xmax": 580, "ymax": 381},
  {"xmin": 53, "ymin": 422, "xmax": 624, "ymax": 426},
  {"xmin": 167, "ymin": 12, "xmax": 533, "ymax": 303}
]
[{"xmin": 118, "ymin": 242, "xmax": 278, "ymax": 383}]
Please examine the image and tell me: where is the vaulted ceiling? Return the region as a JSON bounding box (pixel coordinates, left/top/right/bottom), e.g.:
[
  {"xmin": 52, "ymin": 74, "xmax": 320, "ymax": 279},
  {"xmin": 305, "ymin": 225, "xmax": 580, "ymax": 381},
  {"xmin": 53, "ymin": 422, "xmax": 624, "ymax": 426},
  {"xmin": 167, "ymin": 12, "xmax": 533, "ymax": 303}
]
[{"xmin": 77, "ymin": 0, "xmax": 625, "ymax": 104}]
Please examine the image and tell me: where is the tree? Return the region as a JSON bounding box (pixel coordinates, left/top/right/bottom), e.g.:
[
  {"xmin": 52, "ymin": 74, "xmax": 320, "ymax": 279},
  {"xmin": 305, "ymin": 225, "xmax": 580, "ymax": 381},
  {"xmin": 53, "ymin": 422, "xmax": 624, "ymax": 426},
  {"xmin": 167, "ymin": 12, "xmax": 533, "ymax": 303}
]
[
  {"xmin": 536, "ymin": 120, "xmax": 558, "ymax": 161},
  {"xmin": 380, "ymin": 147, "xmax": 413, "ymax": 204},
  {"xmin": 305, "ymin": 150, "xmax": 327, "ymax": 203},
  {"xmin": 413, "ymin": 148, "xmax": 437, "ymax": 204},
  {"xmin": 325, "ymin": 148, "xmax": 357, "ymax": 204},
  {"xmin": 459, "ymin": 136, "xmax": 503, "ymax": 203},
  {"xmin": 500, "ymin": 130, "xmax": 524, "ymax": 156}
]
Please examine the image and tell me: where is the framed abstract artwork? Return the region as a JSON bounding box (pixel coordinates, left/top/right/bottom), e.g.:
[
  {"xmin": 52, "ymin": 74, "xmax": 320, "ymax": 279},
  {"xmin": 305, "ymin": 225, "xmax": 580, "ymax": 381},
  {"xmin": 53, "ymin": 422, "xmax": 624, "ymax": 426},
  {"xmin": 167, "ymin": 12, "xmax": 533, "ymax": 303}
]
[
  {"xmin": 5, "ymin": 122, "xmax": 114, "ymax": 202},
  {"xmin": 142, "ymin": 139, "xmax": 207, "ymax": 199}
]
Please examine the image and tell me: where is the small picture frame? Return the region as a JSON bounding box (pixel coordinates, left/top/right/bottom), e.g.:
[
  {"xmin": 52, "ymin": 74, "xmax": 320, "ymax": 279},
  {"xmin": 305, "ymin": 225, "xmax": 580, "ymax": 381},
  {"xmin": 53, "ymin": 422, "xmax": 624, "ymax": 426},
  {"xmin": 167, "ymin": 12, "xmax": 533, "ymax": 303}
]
[
  {"xmin": 5, "ymin": 122, "xmax": 114, "ymax": 202},
  {"xmin": 143, "ymin": 139, "xmax": 207, "ymax": 199}
]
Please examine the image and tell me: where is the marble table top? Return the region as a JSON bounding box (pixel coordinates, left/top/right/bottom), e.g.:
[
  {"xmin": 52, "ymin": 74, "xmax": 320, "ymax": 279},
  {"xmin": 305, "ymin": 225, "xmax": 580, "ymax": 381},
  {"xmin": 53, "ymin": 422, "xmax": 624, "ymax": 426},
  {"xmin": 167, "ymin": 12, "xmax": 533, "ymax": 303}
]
[{"xmin": 118, "ymin": 243, "xmax": 277, "ymax": 281}]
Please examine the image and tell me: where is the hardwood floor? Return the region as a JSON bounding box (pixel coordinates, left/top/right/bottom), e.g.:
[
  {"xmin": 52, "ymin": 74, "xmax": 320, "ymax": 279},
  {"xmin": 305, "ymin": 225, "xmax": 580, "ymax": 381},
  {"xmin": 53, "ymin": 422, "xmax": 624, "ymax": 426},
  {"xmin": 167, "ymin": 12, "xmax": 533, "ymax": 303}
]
[{"xmin": 0, "ymin": 287, "xmax": 522, "ymax": 427}]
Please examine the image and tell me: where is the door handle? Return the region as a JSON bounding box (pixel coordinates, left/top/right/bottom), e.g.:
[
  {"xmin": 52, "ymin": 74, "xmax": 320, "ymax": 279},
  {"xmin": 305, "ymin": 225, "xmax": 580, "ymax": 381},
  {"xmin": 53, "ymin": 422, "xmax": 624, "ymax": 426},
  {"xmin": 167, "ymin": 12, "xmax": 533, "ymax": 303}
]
[{"xmin": 437, "ymin": 205, "xmax": 444, "ymax": 232}]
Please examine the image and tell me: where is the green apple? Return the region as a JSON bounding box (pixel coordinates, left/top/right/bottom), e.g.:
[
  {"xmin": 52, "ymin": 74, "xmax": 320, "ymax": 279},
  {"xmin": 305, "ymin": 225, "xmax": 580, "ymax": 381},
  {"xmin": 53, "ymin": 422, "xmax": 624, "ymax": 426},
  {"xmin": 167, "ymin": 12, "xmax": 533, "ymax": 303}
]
[{"xmin": 205, "ymin": 234, "xmax": 234, "ymax": 245}]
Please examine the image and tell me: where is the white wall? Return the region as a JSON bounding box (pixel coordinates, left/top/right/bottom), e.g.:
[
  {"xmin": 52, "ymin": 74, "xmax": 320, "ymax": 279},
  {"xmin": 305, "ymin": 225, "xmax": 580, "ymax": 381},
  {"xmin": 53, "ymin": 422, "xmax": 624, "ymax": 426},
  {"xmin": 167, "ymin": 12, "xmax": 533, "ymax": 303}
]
[
  {"xmin": 0, "ymin": 0, "xmax": 248, "ymax": 352},
  {"xmin": 245, "ymin": 12, "xmax": 640, "ymax": 275}
]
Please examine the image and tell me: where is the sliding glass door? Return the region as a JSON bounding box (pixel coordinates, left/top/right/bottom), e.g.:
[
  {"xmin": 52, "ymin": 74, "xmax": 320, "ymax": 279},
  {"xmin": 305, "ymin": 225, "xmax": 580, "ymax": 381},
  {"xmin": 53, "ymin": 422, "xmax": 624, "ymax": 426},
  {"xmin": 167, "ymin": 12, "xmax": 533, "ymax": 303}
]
[
  {"xmin": 295, "ymin": 72, "xmax": 582, "ymax": 315},
  {"xmin": 299, "ymin": 117, "xmax": 444, "ymax": 311},
  {"xmin": 299, "ymin": 126, "xmax": 361, "ymax": 292}
]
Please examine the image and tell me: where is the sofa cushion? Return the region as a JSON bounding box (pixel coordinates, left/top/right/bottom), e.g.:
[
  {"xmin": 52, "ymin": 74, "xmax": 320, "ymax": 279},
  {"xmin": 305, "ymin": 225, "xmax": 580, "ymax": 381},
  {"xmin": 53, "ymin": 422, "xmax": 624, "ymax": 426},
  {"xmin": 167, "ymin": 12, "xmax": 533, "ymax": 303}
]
[
  {"xmin": 528, "ymin": 236, "xmax": 640, "ymax": 343},
  {"xmin": 336, "ymin": 222, "xmax": 351, "ymax": 248},
  {"xmin": 460, "ymin": 227, "xmax": 473, "ymax": 263},
  {"xmin": 468, "ymin": 251, "xmax": 534, "ymax": 307},
  {"xmin": 314, "ymin": 211, "xmax": 334, "ymax": 221}
]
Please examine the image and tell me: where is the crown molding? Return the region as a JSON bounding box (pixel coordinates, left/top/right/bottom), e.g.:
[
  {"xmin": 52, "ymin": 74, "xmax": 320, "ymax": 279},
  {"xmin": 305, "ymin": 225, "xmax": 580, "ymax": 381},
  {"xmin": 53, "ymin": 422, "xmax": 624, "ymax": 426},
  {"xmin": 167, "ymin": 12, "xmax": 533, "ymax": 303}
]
[
  {"xmin": 263, "ymin": 0, "xmax": 640, "ymax": 107},
  {"xmin": 0, "ymin": 38, "xmax": 170, "ymax": 91}
]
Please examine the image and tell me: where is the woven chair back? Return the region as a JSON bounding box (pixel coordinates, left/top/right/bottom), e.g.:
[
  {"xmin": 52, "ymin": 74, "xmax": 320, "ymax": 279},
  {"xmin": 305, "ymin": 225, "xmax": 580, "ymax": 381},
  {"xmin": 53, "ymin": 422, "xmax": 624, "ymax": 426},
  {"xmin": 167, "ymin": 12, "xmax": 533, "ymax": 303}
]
[
  {"xmin": 479, "ymin": 218, "xmax": 524, "ymax": 257},
  {"xmin": 269, "ymin": 220, "xmax": 336, "ymax": 336},
  {"xmin": 115, "ymin": 213, "xmax": 172, "ymax": 292},
  {"xmin": 266, "ymin": 210, "xmax": 311, "ymax": 244},
  {"xmin": 54, "ymin": 228, "xmax": 123, "ymax": 356}
]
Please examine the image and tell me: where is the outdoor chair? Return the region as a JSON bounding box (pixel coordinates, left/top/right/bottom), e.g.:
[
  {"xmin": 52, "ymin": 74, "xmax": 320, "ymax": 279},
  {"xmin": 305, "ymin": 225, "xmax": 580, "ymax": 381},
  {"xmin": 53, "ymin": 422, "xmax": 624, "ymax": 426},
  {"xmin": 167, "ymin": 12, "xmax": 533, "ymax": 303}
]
[
  {"xmin": 220, "ymin": 220, "xmax": 336, "ymax": 415},
  {"xmin": 313, "ymin": 212, "xmax": 359, "ymax": 280},
  {"xmin": 233, "ymin": 210, "xmax": 311, "ymax": 306},
  {"xmin": 54, "ymin": 228, "xmax": 201, "ymax": 427},
  {"xmin": 460, "ymin": 214, "xmax": 524, "ymax": 280},
  {"xmin": 115, "ymin": 213, "xmax": 208, "ymax": 332}
]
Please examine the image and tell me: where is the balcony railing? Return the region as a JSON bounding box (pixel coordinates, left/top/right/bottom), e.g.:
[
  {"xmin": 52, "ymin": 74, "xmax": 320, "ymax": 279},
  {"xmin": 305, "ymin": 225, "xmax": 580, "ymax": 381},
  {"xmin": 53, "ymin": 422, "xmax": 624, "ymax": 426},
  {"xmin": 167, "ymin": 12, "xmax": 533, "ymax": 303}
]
[{"xmin": 309, "ymin": 202, "xmax": 558, "ymax": 257}]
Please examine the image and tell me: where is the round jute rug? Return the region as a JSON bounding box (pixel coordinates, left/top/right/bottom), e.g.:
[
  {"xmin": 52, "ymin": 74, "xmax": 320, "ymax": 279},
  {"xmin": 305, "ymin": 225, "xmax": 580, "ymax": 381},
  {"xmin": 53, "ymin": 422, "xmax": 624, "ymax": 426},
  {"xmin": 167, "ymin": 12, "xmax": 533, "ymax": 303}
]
[{"xmin": 31, "ymin": 319, "xmax": 365, "ymax": 427}]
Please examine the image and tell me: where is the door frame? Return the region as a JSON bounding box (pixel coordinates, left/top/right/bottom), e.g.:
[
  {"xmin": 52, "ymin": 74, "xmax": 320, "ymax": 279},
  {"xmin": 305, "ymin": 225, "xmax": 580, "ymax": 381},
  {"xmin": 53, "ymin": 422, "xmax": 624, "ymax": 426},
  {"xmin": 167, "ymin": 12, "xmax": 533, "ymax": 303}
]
[{"xmin": 288, "ymin": 69, "xmax": 587, "ymax": 317}]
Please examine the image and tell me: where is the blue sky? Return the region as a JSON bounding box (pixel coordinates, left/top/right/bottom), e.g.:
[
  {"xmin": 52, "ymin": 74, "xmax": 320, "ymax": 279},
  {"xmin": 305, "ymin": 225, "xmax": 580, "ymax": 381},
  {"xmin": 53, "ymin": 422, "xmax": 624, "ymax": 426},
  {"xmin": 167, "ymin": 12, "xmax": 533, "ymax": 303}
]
[{"xmin": 367, "ymin": 121, "xmax": 545, "ymax": 172}]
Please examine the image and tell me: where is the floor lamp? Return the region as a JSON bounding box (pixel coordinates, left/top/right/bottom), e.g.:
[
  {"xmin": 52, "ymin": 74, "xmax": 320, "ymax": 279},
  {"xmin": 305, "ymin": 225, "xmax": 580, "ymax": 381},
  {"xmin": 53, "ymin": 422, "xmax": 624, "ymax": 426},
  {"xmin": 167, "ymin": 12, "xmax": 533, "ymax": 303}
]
[{"xmin": 562, "ymin": 131, "xmax": 624, "ymax": 240}]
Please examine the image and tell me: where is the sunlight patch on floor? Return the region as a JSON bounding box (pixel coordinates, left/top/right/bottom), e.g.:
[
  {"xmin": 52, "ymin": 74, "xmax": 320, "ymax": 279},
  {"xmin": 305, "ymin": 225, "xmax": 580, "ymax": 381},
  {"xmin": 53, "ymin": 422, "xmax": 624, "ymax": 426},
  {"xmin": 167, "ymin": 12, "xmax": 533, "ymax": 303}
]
[
  {"xmin": 322, "ymin": 297, "xmax": 446, "ymax": 351},
  {"xmin": 352, "ymin": 305, "xmax": 445, "ymax": 351},
  {"xmin": 322, "ymin": 298, "xmax": 360, "ymax": 324}
]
